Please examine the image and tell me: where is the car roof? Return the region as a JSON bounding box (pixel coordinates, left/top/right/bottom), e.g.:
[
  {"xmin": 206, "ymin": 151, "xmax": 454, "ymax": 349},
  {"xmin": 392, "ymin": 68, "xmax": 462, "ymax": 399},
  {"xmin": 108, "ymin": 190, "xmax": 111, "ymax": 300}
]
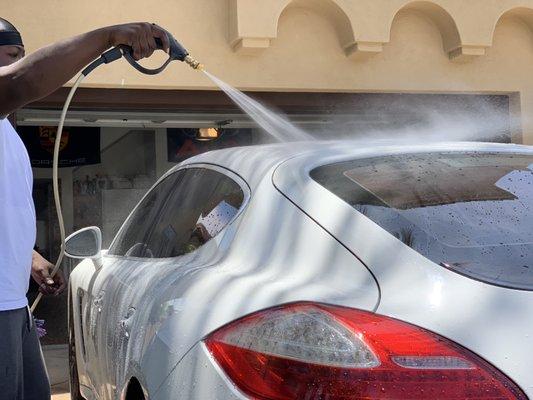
[{"xmin": 173, "ymin": 140, "xmax": 533, "ymax": 187}]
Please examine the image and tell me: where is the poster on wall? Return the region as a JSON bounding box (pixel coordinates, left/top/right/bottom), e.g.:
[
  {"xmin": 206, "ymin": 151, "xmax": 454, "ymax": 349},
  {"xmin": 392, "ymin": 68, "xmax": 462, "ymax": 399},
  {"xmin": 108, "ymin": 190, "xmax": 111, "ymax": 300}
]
[
  {"xmin": 167, "ymin": 128, "xmax": 253, "ymax": 163},
  {"xmin": 17, "ymin": 126, "xmax": 101, "ymax": 168}
]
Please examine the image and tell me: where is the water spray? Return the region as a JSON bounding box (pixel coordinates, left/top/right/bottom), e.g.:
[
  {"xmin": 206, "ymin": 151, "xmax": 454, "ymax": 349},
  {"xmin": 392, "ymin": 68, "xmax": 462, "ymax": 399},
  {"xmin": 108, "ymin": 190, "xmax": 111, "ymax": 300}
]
[{"xmin": 30, "ymin": 30, "xmax": 202, "ymax": 312}]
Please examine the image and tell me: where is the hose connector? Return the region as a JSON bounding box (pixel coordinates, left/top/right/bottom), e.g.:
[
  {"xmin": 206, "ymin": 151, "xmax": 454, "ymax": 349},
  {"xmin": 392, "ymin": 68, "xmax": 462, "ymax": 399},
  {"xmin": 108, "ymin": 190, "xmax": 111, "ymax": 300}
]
[{"xmin": 184, "ymin": 55, "xmax": 203, "ymax": 70}]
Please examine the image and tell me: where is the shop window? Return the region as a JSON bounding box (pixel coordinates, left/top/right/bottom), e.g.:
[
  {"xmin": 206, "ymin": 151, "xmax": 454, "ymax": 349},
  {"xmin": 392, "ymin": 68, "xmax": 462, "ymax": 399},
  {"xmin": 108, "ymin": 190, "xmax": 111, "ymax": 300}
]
[{"xmin": 108, "ymin": 167, "xmax": 245, "ymax": 258}]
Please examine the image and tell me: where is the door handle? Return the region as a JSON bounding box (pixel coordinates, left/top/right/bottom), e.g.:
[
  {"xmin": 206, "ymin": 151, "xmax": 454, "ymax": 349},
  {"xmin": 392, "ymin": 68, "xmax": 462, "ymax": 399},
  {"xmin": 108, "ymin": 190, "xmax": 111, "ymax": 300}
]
[{"xmin": 119, "ymin": 307, "xmax": 136, "ymax": 339}]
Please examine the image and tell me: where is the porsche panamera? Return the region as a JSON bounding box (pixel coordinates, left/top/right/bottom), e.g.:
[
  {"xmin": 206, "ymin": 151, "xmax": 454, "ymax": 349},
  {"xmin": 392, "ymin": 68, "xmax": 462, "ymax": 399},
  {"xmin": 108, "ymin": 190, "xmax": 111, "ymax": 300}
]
[{"xmin": 66, "ymin": 141, "xmax": 533, "ymax": 400}]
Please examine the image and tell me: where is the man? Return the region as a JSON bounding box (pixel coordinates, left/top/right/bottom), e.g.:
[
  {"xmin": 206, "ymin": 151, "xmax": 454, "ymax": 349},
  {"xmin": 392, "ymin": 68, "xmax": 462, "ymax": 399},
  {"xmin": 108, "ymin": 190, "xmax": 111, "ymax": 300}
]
[{"xmin": 0, "ymin": 18, "xmax": 170, "ymax": 399}]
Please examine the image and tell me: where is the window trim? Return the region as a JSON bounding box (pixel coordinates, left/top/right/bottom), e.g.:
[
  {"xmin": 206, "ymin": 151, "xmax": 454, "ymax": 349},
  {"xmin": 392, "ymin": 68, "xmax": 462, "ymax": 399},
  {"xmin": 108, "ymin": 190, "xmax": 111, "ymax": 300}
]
[{"xmin": 106, "ymin": 162, "xmax": 251, "ymax": 260}]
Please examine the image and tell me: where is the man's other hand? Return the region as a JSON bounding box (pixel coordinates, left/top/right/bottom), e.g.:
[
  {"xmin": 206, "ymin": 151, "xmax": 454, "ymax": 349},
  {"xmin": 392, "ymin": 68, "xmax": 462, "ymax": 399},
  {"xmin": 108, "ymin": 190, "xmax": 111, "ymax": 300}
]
[{"xmin": 31, "ymin": 250, "xmax": 66, "ymax": 296}]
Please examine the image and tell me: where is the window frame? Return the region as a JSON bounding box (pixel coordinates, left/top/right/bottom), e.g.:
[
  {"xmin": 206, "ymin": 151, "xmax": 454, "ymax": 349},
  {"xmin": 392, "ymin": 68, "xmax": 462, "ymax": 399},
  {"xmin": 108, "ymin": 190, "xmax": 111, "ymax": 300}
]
[{"xmin": 105, "ymin": 163, "xmax": 251, "ymax": 261}]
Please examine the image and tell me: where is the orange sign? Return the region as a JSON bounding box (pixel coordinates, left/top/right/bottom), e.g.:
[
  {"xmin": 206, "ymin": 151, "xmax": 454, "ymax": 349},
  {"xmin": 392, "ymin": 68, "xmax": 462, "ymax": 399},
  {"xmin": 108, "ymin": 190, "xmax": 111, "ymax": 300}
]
[{"xmin": 38, "ymin": 126, "xmax": 69, "ymax": 153}]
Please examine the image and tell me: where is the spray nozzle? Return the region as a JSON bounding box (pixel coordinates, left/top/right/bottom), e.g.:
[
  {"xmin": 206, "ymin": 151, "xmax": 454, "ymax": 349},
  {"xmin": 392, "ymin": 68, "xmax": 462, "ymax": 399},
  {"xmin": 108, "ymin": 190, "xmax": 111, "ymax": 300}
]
[
  {"xmin": 155, "ymin": 36, "xmax": 203, "ymax": 70},
  {"xmin": 184, "ymin": 55, "xmax": 203, "ymax": 70}
]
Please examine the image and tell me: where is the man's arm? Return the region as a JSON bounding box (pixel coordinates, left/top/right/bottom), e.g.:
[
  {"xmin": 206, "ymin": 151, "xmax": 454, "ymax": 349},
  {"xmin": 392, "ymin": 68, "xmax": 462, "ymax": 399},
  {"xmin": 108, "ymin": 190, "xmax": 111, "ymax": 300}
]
[{"xmin": 0, "ymin": 23, "xmax": 169, "ymax": 117}]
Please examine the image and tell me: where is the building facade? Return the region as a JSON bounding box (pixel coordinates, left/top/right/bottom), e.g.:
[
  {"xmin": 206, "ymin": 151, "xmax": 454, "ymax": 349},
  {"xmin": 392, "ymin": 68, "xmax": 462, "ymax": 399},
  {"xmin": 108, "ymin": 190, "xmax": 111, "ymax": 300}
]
[{"xmin": 3, "ymin": 0, "xmax": 533, "ymax": 342}]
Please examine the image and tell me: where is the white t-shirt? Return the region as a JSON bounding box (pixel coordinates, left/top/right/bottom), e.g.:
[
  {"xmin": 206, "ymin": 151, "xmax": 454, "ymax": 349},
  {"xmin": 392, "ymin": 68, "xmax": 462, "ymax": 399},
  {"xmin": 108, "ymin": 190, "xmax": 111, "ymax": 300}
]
[{"xmin": 0, "ymin": 118, "xmax": 36, "ymax": 311}]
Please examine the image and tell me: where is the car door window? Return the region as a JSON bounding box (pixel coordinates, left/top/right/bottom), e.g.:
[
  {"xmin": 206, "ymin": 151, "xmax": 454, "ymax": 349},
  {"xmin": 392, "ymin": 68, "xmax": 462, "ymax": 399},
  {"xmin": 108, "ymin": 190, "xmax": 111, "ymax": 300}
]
[{"xmin": 108, "ymin": 167, "xmax": 245, "ymax": 258}]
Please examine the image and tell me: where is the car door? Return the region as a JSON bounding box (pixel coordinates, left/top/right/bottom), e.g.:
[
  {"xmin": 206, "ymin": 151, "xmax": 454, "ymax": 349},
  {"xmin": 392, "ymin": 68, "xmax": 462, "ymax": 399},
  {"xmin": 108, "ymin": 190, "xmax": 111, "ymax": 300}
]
[{"xmin": 87, "ymin": 164, "xmax": 248, "ymax": 399}]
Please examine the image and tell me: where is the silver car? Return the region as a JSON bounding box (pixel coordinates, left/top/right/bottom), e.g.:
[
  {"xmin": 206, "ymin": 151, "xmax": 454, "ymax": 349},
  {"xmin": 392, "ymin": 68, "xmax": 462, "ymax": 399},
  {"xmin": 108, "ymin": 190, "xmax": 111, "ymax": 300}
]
[{"xmin": 67, "ymin": 141, "xmax": 532, "ymax": 399}]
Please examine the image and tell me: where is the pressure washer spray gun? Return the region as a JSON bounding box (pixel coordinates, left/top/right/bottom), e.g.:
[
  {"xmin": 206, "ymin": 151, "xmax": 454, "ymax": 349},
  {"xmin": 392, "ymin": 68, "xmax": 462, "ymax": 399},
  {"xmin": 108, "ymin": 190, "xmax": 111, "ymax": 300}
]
[
  {"xmin": 83, "ymin": 30, "xmax": 203, "ymax": 75},
  {"xmin": 30, "ymin": 30, "xmax": 202, "ymax": 312}
]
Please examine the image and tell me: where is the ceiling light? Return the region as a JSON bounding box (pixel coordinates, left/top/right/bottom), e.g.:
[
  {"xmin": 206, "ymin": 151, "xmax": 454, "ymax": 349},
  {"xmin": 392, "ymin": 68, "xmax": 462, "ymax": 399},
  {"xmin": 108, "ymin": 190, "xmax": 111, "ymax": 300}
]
[{"xmin": 197, "ymin": 127, "xmax": 219, "ymax": 141}]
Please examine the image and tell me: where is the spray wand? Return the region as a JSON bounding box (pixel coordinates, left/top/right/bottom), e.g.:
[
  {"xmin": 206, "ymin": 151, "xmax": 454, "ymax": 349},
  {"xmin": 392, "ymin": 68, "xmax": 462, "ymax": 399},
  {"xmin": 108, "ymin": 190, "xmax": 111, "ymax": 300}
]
[{"xmin": 30, "ymin": 31, "xmax": 202, "ymax": 312}]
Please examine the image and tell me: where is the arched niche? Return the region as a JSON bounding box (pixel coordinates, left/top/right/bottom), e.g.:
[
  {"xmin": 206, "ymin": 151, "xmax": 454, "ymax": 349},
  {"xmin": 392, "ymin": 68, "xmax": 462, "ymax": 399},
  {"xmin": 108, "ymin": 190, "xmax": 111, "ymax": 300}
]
[
  {"xmin": 388, "ymin": 1, "xmax": 480, "ymax": 60},
  {"xmin": 275, "ymin": 0, "xmax": 356, "ymax": 51},
  {"xmin": 229, "ymin": 0, "xmax": 365, "ymax": 56},
  {"xmin": 491, "ymin": 7, "xmax": 533, "ymax": 44}
]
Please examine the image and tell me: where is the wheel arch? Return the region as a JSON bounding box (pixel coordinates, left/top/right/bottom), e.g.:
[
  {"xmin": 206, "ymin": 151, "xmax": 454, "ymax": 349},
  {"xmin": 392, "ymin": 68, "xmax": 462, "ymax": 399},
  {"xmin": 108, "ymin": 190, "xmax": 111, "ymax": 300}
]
[{"xmin": 121, "ymin": 376, "xmax": 148, "ymax": 400}]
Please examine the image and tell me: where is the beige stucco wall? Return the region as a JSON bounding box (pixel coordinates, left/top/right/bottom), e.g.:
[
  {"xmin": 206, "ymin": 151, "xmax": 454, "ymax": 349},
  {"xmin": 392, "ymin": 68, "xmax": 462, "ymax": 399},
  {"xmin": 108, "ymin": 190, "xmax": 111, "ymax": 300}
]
[{"xmin": 4, "ymin": 0, "xmax": 533, "ymax": 143}]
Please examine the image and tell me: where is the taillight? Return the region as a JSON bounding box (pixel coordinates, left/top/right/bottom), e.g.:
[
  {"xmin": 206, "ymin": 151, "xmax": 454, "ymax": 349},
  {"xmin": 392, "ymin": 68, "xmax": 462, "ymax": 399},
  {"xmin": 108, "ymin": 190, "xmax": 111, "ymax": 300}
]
[{"xmin": 205, "ymin": 302, "xmax": 526, "ymax": 399}]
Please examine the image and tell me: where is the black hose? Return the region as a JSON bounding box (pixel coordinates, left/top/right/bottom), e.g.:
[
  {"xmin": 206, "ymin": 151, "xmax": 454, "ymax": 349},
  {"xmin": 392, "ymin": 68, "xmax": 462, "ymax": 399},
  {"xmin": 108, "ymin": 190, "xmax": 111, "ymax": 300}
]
[{"xmin": 81, "ymin": 47, "xmax": 123, "ymax": 76}]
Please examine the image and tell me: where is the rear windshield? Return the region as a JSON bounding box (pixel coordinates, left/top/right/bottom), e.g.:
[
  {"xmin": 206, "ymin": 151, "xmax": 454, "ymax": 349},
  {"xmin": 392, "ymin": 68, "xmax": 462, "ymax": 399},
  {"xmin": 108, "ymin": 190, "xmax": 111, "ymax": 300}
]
[{"xmin": 311, "ymin": 152, "xmax": 533, "ymax": 290}]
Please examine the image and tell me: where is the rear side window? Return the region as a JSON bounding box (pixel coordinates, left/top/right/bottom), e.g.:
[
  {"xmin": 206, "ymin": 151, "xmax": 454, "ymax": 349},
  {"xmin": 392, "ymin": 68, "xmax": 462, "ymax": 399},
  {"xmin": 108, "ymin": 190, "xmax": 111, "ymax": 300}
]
[
  {"xmin": 311, "ymin": 152, "xmax": 533, "ymax": 290},
  {"xmin": 108, "ymin": 167, "xmax": 245, "ymax": 258}
]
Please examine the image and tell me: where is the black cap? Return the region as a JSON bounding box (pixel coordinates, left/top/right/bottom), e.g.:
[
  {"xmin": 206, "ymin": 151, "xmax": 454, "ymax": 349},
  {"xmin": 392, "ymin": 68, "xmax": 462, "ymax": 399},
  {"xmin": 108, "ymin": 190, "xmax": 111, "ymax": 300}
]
[{"xmin": 0, "ymin": 18, "xmax": 23, "ymax": 47}]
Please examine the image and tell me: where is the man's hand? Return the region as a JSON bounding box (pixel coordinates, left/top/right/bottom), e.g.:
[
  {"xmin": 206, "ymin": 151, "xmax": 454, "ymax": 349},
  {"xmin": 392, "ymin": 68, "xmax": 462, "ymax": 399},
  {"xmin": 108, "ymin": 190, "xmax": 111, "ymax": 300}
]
[
  {"xmin": 107, "ymin": 23, "xmax": 170, "ymax": 60},
  {"xmin": 31, "ymin": 250, "xmax": 66, "ymax": 296}
]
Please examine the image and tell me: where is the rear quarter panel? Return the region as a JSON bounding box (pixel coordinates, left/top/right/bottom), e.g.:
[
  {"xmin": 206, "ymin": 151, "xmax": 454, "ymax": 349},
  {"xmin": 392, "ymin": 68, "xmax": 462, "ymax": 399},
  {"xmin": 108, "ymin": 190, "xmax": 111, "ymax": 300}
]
[{"xmin": 273, "ymin": 145, "xmax": 533, "ymax": 396}]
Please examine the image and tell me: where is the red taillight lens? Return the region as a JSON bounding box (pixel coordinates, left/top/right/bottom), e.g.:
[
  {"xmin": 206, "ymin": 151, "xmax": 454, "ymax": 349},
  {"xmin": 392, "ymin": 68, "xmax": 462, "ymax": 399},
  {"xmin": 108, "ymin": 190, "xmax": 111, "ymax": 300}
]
[{"xmin": 205, "ymin": 303, "xmax": 526, "ymax": 400}]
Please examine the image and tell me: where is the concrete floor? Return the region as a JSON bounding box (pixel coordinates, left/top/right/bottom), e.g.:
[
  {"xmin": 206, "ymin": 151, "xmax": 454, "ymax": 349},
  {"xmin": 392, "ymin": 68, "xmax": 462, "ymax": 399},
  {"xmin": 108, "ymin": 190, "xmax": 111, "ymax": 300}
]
[
  {"xmin": 51, "ymin": 382, "xmax": 70, "ymax": 400},
  {"xmin": 43, "ymin": 345, "xmax": 70, "ymax": 400}
]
